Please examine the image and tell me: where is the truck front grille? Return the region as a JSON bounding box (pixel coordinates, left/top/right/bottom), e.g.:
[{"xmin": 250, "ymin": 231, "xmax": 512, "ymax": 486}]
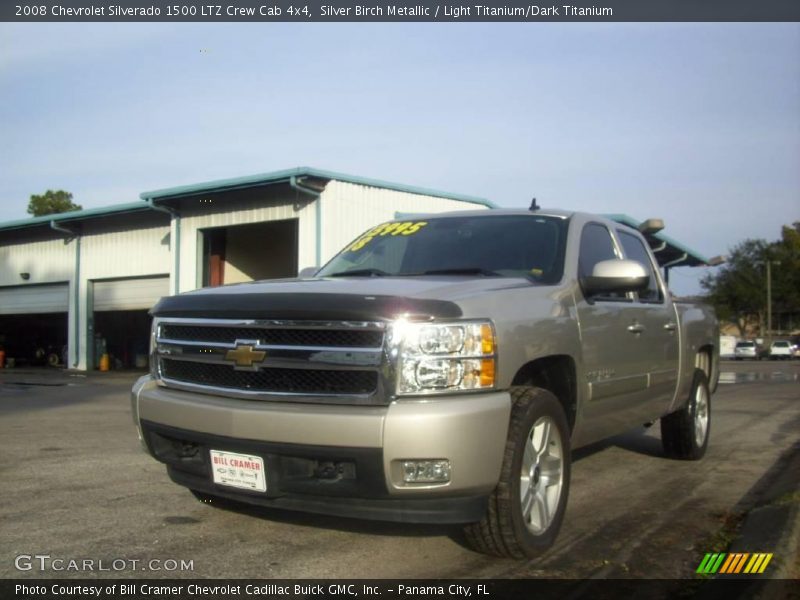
[
  {"xmin": 161, "ymin": 324, "xmax": 383, "ymax": 348},
  {"xmin": 161, "ymin": 359, "xmax": 379, "ymax": 395},
  {"xmin": 154, "ymin": 318, "xmax": 387, "ymax": 404}
]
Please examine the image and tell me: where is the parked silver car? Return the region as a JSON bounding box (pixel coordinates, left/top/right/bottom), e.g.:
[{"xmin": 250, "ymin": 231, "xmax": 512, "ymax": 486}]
[{"xmin": 734, "ymin": 340, "xmax": 759, "ymax": 360}]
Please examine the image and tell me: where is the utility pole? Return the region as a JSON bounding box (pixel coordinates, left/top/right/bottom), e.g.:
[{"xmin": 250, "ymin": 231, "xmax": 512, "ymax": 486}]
[
  {"xmin": 767, "ymin": 260, "xmax": 773, "ymax": 343},
  {"xmin": 762, "ymin": 260, "xmax": 781, "ymax": 344}
]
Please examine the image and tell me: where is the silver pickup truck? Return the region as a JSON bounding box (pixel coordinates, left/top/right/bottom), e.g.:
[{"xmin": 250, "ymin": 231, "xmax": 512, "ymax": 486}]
[{"xmin": 131, "ymin": 208, "xmax": 719, "ymax": 558}]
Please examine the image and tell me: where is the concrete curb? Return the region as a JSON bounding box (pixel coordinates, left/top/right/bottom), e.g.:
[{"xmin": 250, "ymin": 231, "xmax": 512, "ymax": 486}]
[{"xmin": 724, "ymin": 441, "xmax": 800, "ymax": 591}]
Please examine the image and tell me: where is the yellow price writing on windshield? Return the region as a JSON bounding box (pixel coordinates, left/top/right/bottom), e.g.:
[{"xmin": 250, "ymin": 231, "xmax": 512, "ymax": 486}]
[{"xmin": 348, "ymin": 221, "xmax": 428, "ymax": 251}]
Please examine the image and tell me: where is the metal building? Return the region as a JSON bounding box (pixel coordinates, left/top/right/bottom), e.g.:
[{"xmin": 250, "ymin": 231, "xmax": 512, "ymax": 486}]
[{"xmin": 0, "ymin": 167, "xmax": 494, "ymax": 371}]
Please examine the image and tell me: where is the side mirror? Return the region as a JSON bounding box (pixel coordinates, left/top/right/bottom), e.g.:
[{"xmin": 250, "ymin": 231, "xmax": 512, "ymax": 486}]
[
  {"xmin": 583, "ymin": 259, "xmax": 649, "ymax": 296},
  {"xmin": 298, "ymin": 266, "xmax": 319, "ymax": 279}
]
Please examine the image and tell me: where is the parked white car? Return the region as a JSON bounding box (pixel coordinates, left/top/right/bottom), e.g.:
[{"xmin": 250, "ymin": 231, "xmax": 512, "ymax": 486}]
[
  {"xmin": 734, "ymin": 341, "xmax": 759, "ymax": 360},
  {"xmin": 769, "ymin": 340, "xmax": 793, "ymax": 360}
]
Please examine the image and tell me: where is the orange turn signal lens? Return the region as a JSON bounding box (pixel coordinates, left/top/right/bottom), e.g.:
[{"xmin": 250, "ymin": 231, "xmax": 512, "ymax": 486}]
[
  {"xmin": 480, "ymin": 324, "xmax": 495, "ymax": 355},
  {"xmin": 480, "ymin": 359, "xmax": 496, "ymax": 387}
]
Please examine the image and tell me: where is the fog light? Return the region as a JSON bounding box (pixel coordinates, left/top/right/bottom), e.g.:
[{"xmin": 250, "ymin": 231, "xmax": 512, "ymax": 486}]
[{"xmin": 402, "ymin": 460, "xmax": 451, "ymax": 483}]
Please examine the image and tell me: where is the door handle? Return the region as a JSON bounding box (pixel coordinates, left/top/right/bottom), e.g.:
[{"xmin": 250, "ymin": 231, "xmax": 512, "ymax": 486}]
[
  {"xmin": 627, "ymin": 323, "xmax": 645, "ymax": 334},
  {"xmin": 664, "ymin": 322, "xmax": 677, "ymax": 332}
]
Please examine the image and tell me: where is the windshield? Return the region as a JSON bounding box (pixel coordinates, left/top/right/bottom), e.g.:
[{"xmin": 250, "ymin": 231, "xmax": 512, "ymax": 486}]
[
  {"xmin": 317, "ymin": 214, "xmax": 568, "ymax": 284},
  {"xmin": 736, "ymin": 342, "xmax": 755, "ymax": 348}
]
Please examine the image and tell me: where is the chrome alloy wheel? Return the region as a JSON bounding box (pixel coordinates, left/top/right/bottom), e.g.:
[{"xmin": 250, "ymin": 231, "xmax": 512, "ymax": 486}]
[
  {"xmin": 520, "ymin": 415, "xmax": 564, "ymax": 534},
  {"xmin": 693, "ymin": 382, "xmax": 710, "ymax": 448}
]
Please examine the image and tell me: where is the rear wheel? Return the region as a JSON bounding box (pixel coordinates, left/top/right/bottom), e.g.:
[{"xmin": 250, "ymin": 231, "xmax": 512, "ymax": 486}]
[
  {"xmin": 464, "ymin": 386, "xmax": 571, "ymax": 558},
  {"xmin": 661, "ymin": 369, "xmax": 711, "ymax": 460}
]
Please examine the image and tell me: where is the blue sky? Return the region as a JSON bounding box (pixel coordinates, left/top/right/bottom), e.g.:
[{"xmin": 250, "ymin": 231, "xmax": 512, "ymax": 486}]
[{"xmin": 1, "ymin": 23, "xmax": 798, "ymax": 295}]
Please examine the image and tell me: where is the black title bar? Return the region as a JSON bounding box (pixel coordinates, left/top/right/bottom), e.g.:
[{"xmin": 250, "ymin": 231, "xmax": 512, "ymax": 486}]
[
  {"xmin": 1, "ymin": 578, "xmax": 764, "ymax": 600},
  {"xmin": 3, "ymin": 0, "xmax": 800, "ymax": 22}
]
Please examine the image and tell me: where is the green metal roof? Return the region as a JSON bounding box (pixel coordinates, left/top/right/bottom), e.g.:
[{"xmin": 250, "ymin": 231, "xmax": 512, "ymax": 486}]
[
  {"xmin": 0, "ymin": 168, "xmax": 494, "ymax": 233},
  {"xmin": 0, "ymin": 202, "xmax": 157, "ymax": 233},
  {"xmin": 140, "ymin": 166, "xmax": 498, "ymax": 208},
  {"xmin": 606, "ymin": 213, "xmax": 710, "ymax": 268}
]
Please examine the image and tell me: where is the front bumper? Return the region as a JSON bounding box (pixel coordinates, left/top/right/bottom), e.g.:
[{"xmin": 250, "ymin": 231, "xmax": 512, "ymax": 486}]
[{"xmin": 131, "ymin": 376, "xmax": 511, "ymax": 523}]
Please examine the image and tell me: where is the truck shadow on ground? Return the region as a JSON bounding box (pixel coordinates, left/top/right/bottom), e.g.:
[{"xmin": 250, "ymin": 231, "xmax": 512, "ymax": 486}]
[
  {"xmin": 191, "ymin": 495, "xmax": 496, "ymax": 561},
  {"xmin": 572, "ymin": 425, "xmax": 667, "ymax": 461},
  {"xmin": 192, "ymin": 490, "xmax": 464, "ymax": 539},
  {"xmin": 192, "ymin": 493, "xmax": 504, "ymax": 560}
]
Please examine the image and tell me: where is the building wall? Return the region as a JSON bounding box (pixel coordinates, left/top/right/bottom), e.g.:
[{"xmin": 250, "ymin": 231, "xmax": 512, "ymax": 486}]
[
  {"xmin": 77, "ymin": 220, "xmax": 171, "ymax": 369},
  {"xmin": 0, "ymin": 235, "xmax": 74, "ymax": 286},
  {"xmin": 0, "ymin": 178, "xmax": 493, "ymax": 370},
  {"xmin": 176, "ymin": 189, "xmax": 316, "ymax": 293},
  {"xmin": 319, "ymin": 180, "xmax": 489, "ymax": 262},
  {"xmin": 81, "ymin": 221, "xmax": 170, "ymax": 282},
  {"xmin": 0, "ymin": 216, "xmax": 170, "ymax": 369},
  {"xmin": 0, "ymin": 232, "xmax": 77, "ymax": 367}
]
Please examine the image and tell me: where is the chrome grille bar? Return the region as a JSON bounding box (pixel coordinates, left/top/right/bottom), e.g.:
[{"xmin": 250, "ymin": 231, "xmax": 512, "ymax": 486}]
[{"xmin": 153, "ymin": 318, "xmax": 388, "ymax": 404}]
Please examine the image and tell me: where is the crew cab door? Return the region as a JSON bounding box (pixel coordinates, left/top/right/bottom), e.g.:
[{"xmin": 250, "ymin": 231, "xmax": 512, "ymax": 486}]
[
  {"xmin": 574, "ymin": 222, "xmax": 653, "ymax": 444},
  {"xmin": 615, "ymin": 228, "xmax": 680, "ymax": 420}
]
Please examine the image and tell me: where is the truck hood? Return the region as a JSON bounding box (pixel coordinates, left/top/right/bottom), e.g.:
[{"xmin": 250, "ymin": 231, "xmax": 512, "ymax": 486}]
[{"xmin": 151, "ymin": 276, "xmax": 533, "ymax": 321}]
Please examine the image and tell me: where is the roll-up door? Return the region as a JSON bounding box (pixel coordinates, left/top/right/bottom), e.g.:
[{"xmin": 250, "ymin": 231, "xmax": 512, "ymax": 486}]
[
  {"xmin": 0, "ymin": 283, "xmax": 69, "ymax": 315},
  {"xmin": 93, "ymin": 276, "xmax": 169, "ymax": 312}
]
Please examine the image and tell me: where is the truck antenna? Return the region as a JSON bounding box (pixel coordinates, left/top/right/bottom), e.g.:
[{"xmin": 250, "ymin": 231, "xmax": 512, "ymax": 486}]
[{"xmin": 529, "ymin": 197, "xmax": 539, "ymax": 211}]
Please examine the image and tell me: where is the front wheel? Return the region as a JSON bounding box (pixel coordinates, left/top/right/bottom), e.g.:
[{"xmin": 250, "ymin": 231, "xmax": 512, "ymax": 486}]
[
  {"xmin": 661, "ymin": 369, "xmax": 711, "ymax": 460},
  {"xmin": 463, "ymin": 386, "xmax": 571, "ymax": 558}
]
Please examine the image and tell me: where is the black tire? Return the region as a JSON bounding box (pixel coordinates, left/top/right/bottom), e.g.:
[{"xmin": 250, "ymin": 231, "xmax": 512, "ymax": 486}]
[
  {"xmin": 463, "ymin": 387, "xmax": 571, "ymax": 558},
  {"xmin": 661, "ymin": 369, "xmax": 711, "ymax": 460}
]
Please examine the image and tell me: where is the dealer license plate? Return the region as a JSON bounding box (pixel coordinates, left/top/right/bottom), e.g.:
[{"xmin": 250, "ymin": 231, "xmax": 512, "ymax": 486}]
[{"xmin": 209, "ymin": 450, "xmax": 267, "ymax": 493}]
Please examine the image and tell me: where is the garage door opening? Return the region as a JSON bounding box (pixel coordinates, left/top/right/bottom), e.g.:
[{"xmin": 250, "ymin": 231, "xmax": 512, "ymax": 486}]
[
  {"xmin": 92, "ymin": 310, "xmax": 152, "ymax": 369},
  {"xmin": 0, "ymin": 313, "xmax": 68, "ymax": 367},
  {"xmin": 201, "ymin": 219, "xmax": 298, "ymax": 287},
  {"xmin": 90, "ymin": 276, "xmax": 169, "ymax": 370},
  {"xmin": 0, "ymin": 283, "xmax": 69, "ymax": 367}
]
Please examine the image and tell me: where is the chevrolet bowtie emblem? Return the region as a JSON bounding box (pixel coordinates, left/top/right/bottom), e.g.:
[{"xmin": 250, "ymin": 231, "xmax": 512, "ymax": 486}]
[{"xmin": 225, "ymin": 344, "xmax": 266, "ymax": 368}]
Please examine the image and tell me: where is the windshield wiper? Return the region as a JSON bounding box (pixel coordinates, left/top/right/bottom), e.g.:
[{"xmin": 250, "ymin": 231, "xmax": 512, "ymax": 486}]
[
  {"xmin": 327, "ymin": 268, "xmax": 390, "ymax": 277},
  {"xmin": 417, "ymin": 268, "xmax": 501, "ymax": 276}
]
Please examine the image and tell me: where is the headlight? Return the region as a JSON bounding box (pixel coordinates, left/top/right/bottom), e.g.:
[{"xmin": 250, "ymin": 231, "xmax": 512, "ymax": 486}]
[
  {"xmin": 393, "ymin": 320, "xmax": 496, "ymax": 395},
  {"xmin": 149, "ymin": 318, "xmax": 159, "ymax": 379}
]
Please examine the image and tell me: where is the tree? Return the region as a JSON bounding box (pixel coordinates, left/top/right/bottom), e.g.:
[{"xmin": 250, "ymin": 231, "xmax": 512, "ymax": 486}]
[
  {"xmin": 701, "ymin": 223, "xmax": 800, "ymax": 338},
  {"xmin": 27, "ymin": 190, "xmax": 82, "ymax": 217},
  {"xmin": 701, "ymin": 239, "xmax": 768, "ymax": 337},
  {"xmin": 771, "ymin": 223, "xmax": 800, "ymax": 322}
]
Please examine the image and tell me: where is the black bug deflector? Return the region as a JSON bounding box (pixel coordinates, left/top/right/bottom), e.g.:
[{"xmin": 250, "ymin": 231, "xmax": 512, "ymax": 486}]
[{"xmin": 151, "ymin": 292, "xmax": 462, "ymax": 321}]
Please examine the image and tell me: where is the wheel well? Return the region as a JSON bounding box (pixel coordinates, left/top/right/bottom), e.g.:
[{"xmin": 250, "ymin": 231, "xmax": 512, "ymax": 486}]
[
  {"xmin": 696, "ymin": 346, "xmax": 713, "ymax": 378},
  {"xmin": 512, "ymin": 355, "xmax": 577, "ymax": 433},
  {"xmin": 696, "ymin": 345, "xmax": 716, "ymax": 393}
]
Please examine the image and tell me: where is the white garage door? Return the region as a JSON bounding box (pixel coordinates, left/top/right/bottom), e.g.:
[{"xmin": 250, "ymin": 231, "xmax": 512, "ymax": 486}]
[
  {"xmin": 93, "ymin": 276, "xmax": 169, "ymax": 312},
  {"xmin": 0, "ymin": 283, "xmax": 69, "ymax": 315}
]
